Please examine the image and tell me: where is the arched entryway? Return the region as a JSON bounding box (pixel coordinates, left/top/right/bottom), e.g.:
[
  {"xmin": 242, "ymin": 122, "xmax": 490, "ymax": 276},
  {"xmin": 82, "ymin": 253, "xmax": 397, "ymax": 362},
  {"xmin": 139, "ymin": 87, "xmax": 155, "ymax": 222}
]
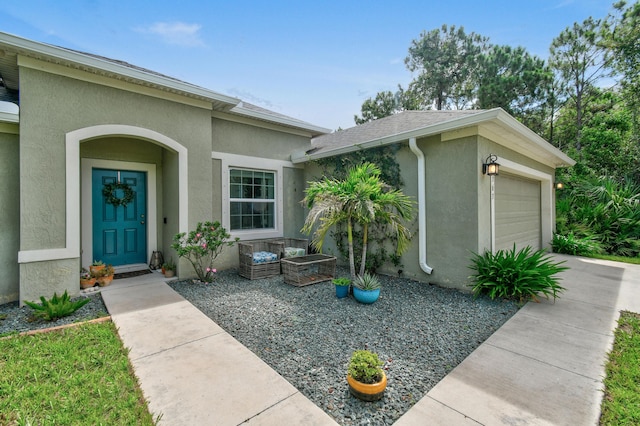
[{"xmin": 69, "ymin": 125, "xmax": 189, "ymax": 270}]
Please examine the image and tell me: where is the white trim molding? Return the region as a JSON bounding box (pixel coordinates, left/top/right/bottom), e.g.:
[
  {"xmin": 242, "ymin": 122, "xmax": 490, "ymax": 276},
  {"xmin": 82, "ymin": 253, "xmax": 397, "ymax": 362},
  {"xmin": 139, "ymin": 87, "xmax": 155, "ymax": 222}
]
[
  {"xmin": 81, "ymin": 159, "xmax": 157, "ymax": 268},
  {"xmin": 18, "ymin": 124, "xmax": 188, "ymax": 264},
  {"xmin": 212, "ymin": 151, "xmax": 299, "ymax": 241}
]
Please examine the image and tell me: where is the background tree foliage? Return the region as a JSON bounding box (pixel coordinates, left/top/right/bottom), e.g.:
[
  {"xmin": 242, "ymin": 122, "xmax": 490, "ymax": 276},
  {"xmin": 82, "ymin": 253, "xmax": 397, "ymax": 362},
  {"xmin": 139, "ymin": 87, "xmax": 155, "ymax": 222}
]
[
  {"xmin": 405, "ymin": 24, "xmax": 488, "ymax": 110},
  {"xmin": 353, "ymin": 0, "xmax": 640, "ymax": 258},
  {"xmin": 606, "ymin": 0, "xmax": 640, "ymax": 142},
  {"xmin": 549, "ymin": 17, "xmax": 609, "ymax": 154}
]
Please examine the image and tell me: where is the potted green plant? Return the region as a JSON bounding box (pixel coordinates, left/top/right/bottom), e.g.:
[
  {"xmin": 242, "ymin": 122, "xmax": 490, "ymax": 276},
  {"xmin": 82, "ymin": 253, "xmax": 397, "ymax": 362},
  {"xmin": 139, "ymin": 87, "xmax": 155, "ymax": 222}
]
[
  {"xmin": 164, "ymin": 258, "xmax": 176, "ymax": 278},
  {"xmin": 89, "ymin": 260, "xmax": 105, "ymax": 276},
  {"xmin": 352, "ymin": 272, "xmax": 381, "ymax": 304},
  {"xmin": 332, "ymin": 277, "xmax": 351, "ymax": 299},
  {"xmin": 96, "ymin": 264, "xmax": 115, "ymax": 287},
  {"xmin": 80, "ymin": 267, "xmax": 96, "ymax": 289},
  {"xmin": 347, "ymin": 349, "xmax": 387, "ymax": 401}
]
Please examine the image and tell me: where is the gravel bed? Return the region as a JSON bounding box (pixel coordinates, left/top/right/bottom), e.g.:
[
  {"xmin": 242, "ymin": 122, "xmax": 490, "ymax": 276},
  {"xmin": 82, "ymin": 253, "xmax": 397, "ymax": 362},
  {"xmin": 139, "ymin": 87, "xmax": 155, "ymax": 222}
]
[
  {"xmin": 169, "ymin": 268, "xmax": 519, "ymax": 425},
  {"xmin": 0, "ymin": 293, "xmax": 109, "ymax": 336}
]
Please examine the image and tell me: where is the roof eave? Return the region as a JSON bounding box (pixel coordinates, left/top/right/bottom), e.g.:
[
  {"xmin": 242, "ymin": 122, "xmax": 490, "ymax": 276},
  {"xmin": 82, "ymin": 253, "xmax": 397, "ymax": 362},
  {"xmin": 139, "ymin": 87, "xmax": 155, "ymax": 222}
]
[
  {"xmin": 292, "ymin": 109, "xmax": 505, "ymax": 163},
  {"xmin": 1, "ymin": 32, "xmax": 241, "ymax": 108},
  {"xmin": 231, "ymin": 103, "xmax": 331, "ymax": 136},
  {"xmin": 292, "ymin": 108, "xmax": 575, "ymax": 169},
  {"xmin": 492, "ymin": 109, "xmax": 575, "ymax": 167}
]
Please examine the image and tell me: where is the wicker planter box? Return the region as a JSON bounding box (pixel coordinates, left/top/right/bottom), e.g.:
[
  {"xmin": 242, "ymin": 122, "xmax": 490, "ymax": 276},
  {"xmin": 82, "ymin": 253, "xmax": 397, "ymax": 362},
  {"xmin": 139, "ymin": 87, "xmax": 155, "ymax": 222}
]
[
  {"xmin": 281, "ymin": 254, "xmax": 337, "ymax": 287},
  {"xmin": 238, "ymin": 239, "xmax": 285, "ymax": 280}
]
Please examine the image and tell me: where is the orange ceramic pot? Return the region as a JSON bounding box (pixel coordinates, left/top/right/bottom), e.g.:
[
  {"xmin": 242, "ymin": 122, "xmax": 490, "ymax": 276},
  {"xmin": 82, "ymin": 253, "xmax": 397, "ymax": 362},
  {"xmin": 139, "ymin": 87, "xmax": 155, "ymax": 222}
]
[
  {"xmin": 347, "ymin": 371, "xmax": 387, "ymax": 401},
  {"xmin": 97, "ymin": 275, "xmax": 114, "ymax": 287},
  {"xmin": 80, "ymin": 278, "xmax": 96, "ymax": 289},
  {"xmin": 90, "ymin": 265, "xmax": 105, "ymax": 275}
]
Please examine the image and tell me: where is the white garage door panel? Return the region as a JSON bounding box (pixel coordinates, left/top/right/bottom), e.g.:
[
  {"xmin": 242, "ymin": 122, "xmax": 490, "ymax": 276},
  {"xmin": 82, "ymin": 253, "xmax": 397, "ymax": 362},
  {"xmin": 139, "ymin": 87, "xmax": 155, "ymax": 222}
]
[{"xmin": 496, "ymin": 174, "xmax": 541, "ymax": 251}]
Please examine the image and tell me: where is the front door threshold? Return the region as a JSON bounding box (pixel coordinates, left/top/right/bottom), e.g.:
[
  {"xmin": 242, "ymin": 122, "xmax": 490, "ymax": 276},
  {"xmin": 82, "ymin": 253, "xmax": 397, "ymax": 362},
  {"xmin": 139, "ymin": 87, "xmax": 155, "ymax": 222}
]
[{"xmin": 114, "ymin": 263, "xmax": 149, "ymax": 274}]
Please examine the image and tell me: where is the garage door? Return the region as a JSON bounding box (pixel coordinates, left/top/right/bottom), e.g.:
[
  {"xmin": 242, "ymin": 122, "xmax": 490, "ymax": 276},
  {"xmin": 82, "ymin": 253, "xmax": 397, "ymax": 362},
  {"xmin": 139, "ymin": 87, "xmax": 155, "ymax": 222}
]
[{"xmin": 495, "ymin": 173, "xmax": 541, "ymax": 251}]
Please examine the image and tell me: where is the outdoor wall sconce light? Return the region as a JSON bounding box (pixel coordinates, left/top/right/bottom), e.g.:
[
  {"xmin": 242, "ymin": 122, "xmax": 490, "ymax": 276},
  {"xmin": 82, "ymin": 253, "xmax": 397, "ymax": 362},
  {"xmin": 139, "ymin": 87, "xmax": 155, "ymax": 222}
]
[
  {"xmin": 482, "ymin": 154, "xmax": 500, "ymax": 176},
  {"xmin": 555, "ymin": 182, "xmax": 564, "ymax": 190}
]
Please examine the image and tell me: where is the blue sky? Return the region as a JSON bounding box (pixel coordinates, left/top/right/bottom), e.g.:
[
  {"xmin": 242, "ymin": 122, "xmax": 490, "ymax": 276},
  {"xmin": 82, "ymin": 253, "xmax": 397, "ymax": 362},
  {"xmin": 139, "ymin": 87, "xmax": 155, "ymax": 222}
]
[{"xmin": 2, "ymin": 1, "xmax": 613, "ymax": 130}]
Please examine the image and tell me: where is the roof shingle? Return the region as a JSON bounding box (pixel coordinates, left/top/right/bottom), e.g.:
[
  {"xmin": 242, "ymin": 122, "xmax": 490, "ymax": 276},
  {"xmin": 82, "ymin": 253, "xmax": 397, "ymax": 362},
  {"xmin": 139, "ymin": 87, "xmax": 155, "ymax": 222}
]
[{"xmin": 309, "ymin": 110, "xmax": 485, "ymax": 155}]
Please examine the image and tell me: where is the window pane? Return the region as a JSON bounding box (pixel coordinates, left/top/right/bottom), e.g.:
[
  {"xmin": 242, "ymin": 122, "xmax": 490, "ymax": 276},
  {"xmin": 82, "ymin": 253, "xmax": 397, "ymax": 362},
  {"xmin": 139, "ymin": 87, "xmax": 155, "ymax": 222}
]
[
  {"xmin": 241, "ymin": 202, "xmax": 252, "ymax": 214},
  {"xmin": 230, "ymin": 184, "xmax": 241, "ymax": 198},
  {"xmin": 229, "ymin": 169, "xmax": 276, "ymax": 231},
  {"xmin": 230, "ymin": 169, "xmax": 242, "ymax": 183},
  {"xmin": 230, "ymin": 216, "xmax": 240, "ymax": 230}
]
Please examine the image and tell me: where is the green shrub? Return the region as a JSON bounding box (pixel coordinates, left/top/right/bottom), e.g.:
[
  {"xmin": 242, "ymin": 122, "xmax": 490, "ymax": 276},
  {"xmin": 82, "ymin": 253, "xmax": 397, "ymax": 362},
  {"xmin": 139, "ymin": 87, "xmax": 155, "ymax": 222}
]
[
  {"xmin": 469, "ymin": 245, "xmax": 569, "ymax": 302},
  {"xmin": 348, "ymin": 350, "xmax": 384, "ymax": 384},
  {"xmin": 551, "ymin": 233, "xmax": 602, "ymax": 256},
  {"xmin": 171, "ymin": 221, "xmax": 239, "ymax": 282},
  {"xmin": 24, "ymin": 291, "xmax": 91, "ymax": 321},
  {"xmin": 557, "ymin": 176, "xmax": 640, "ymax": 258}
]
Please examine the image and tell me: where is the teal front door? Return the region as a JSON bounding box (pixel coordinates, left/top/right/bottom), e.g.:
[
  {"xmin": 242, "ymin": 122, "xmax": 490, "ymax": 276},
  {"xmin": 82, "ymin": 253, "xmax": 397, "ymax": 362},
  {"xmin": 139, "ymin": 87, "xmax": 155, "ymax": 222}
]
[{"xmin": 92, "ymin": 169, "xmax": 147, "ymax": 266}]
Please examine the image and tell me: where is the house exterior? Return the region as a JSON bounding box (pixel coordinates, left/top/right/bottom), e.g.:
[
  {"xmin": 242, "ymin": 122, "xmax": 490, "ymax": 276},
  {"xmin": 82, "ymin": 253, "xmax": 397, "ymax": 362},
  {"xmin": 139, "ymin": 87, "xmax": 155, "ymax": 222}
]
[
  {"xmin": 0, "ymin": 32, "xmax": 573, "ymax": 304},
  {"xmin": 296, "ymin": 111, "xmax": 574, "ymax": 287},
  {"xmin": 0, "ymin": 32, "xmax": 328, "ymax": 304}
]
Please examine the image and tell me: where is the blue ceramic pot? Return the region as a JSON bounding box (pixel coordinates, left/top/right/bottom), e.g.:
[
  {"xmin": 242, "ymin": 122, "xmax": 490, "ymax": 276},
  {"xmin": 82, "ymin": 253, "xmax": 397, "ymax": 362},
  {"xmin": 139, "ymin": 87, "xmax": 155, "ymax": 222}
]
[
  {"xmin": 353, "ymin": 287, "xmax": 380, "ymax": 304},
  {"xmin": 335, "ymin": 285, "xmax": 349, "ymax": 299}
]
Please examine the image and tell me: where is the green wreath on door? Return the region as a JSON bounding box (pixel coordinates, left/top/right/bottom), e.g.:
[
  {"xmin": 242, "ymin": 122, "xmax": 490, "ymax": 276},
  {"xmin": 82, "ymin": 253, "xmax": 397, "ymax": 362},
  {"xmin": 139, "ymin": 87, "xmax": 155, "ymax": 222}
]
[{"xmin": 102, "ymin": 182, "xmax": 135, "ymax": 207}]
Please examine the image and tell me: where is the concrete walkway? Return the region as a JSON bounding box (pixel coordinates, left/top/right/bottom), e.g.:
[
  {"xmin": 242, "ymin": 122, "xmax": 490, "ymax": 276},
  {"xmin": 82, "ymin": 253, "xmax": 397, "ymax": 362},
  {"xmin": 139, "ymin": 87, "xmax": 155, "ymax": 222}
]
[
  {"xmin": 99, "ymin": 255, "xmax": 640, "ymax": 425},
  {"xmin": 395, "ymin": 254, "xmax": 640, "ymax": 426},
  {"xmin": 99, "ymin": 272, "xmax": 337, "ymax": 425}
]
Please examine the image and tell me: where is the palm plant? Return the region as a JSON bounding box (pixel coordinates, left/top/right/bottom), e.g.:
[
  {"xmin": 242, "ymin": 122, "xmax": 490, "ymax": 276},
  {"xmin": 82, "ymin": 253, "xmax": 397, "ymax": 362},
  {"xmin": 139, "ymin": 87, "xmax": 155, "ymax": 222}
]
[
  {"xmin": 559, "ymin": 176, "xmax": 640, "ymax": 257},
  {"xmin": 302, "ymin": 162, "xmax": 414, "ymax": 279}
]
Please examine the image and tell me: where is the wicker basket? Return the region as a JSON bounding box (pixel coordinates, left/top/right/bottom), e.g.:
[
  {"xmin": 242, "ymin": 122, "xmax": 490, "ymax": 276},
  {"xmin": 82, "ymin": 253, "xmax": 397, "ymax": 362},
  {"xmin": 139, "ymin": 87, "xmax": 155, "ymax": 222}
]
[
  {"xmin": 281, "ymin": 254, "xmax": 336, "ymax": 286},
  {"xmin": 238, "ymin": 239, "xmax": 285, "ymax": 280}
]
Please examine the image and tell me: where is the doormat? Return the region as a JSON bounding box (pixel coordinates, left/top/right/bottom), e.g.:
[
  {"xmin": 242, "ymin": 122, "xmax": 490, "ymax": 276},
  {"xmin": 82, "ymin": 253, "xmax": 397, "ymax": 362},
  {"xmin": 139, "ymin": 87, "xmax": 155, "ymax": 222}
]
[{"xmin": 114, "ymin": 269, "xmax": 152, "ymax": 280}]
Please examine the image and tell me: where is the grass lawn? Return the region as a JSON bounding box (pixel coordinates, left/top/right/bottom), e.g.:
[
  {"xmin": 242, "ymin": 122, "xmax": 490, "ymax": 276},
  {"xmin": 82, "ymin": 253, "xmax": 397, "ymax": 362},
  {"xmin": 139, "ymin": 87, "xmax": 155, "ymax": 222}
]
[
  {"xmin": 0, "ymin": 320, "xmax": 156, "ymax": 425},
  {"xmin": 589, "ymin": 254, "xmax": 640, "ymax": 265},
  {"xmin": 600, "ymin": 311, "xmax": 640, "ymax": 425}
]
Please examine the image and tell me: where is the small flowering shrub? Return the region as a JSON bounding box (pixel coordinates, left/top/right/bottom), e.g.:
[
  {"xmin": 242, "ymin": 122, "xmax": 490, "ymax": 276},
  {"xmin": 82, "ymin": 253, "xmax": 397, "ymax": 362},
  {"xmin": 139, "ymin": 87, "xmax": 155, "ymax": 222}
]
[{"xmin": 171, "ymin": 221, "xmax": 238, "ymax": 282}]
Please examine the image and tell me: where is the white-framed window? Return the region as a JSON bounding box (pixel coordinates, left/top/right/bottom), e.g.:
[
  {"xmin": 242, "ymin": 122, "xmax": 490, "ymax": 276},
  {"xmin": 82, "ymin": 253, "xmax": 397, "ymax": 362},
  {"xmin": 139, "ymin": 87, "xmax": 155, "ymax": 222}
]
[
  {"xmin": 213, "ymin": 151, "xmax": 299, "ymax": 240},
  {"xmin": 229, "ymin": 168, "xmax": 276, "ymax": 230}
]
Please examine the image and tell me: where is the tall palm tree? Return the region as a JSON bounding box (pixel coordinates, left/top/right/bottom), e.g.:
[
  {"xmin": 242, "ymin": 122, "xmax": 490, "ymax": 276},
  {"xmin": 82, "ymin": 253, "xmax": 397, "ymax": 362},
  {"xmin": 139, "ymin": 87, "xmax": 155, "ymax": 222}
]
[{"xmin": 302, "ymin": 162, "xmax": 414, "ymax": 279}]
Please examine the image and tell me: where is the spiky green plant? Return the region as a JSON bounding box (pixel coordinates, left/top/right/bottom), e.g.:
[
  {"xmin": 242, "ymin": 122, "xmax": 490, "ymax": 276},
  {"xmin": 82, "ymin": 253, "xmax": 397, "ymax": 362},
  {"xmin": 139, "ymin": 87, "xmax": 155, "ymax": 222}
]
[
  {"xmin": 352, "ymin": 272, "xmax": 381, "ymax": 290},
  {"xmin": 469, "ymin": 245, "xmax": 569, "ymax": 303},
  {"xmin": 24, "ymin": 291, "xmax": 91, "ymax": 321}
]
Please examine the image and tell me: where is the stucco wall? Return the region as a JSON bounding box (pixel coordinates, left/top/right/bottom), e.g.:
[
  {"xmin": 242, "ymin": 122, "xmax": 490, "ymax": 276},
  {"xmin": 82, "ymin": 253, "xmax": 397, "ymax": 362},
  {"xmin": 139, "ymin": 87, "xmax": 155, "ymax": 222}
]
[
  {"xmin": 212, "ymin": 118, "xmax": 311, "ymax": 160},
  {"xmin": 401, "ymin": 135, "xmax": 480, "ymax": 289},
  {"xmin": 18, "ymin": 65, "xmax": 212, "ymax": 298},
  {"xmin": 282, "ymin": 166, "xmax": 308, "ymax": 239},
  {"xmin": 0, "ymin": 129, "xmax": 20, "ymax": 303},
  {"xmin": 203, "ymin": 119, "xmax": 312, "ymax": 275}
]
